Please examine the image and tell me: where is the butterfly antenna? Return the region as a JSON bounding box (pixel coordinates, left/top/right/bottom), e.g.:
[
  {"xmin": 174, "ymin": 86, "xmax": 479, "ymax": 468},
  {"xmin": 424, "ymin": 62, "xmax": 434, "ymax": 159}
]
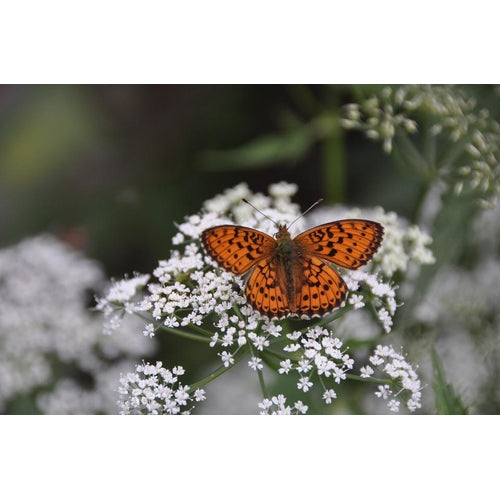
[
  {"xmin": 242, "ymin": 198, "xmax": 279, "ymax": 226},
  {"xmin": 287, "ymin": 198, "xmax": 324, "ymax": 229}
]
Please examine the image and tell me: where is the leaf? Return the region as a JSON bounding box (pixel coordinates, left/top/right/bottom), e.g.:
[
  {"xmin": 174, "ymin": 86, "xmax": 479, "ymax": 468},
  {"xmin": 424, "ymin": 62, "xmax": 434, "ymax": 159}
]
[
  {"xmin": 198, "ymin": 128, "xmax": 314, "ymax": 171},
  {"xmin": 431, "ymin": 348, "xmax": 468, "ymax": 414}
]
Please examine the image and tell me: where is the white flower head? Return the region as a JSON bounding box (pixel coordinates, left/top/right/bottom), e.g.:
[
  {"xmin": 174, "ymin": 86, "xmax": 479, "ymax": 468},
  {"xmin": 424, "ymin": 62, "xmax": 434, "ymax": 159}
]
[
  {"xmin": 118, "ymin": 362, "xmax": 203, "ymax": 415},
  {"xmin": 365, "ymin": 345, "xmax": 422, "ymax": 413},
  {"xmin": 258, "ymin": 394, "xmax": 308, "ymax": 415}
]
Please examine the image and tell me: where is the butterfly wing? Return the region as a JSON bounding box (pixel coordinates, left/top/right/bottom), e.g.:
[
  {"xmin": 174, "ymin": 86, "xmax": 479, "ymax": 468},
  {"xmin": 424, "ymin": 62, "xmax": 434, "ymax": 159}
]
[
  {"xmin": 245, "ymin": 257, "xmax": 290, "ymax": 319},
  {"xmin": 294, "ymin": 219, "xmax": 384, "ymax": 270},
  {"xmin": 201, "ymin": 225, "xmax": 276, "ymax": 274},
  {"xmin": 294, "ymin": 254, "xmax": 348, "ymax": 318}
]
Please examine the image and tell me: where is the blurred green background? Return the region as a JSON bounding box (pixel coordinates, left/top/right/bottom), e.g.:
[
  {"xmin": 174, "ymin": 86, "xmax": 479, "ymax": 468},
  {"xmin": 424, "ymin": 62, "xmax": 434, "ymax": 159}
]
[{"xmin": 0, "ymin": 84, "xmax": 415, "ymax": 276}]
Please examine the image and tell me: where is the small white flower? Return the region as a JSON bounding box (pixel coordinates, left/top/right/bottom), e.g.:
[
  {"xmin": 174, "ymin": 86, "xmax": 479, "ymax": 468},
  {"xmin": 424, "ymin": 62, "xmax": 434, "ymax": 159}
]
[
  {"xmin": 297, "ymin": 376, "xmax": 313, "ymax": 392},
  {"xmin": 194, "ymin": 389, "xmax": 206, "ymax": 402},
  {"xmin": 172, "ymin": 232, "xmax": 185, "ymax": 245},
  {"xmin": 297, "ymin": 359, "xmax": 313, "ymax": 373},
  {"xmin": 278, "ymin": 359, "xmax": 293, "ymax": 375},
  {"xmin": 143, "ymin": 323, "xmax": 156, "ymax": 337},
  {"xmin": 360, "ymin": 366, "xmax": 374, "ymax": 378},
  {"xmin": 322, "ymin": 389, "xmax": 337, "ymax": 404},
  {"xmin": 375, "ymin": 384, "xmax": 392, "ymax": 399},
  {"xmin": 348, "ymin": 294, "xmax": 365, "ymax": 309},
  {"xmin": 294, "ymin": 401, "xmax": 308, "ymax": 414},
  {"xmin": 248, "ymin": 356, "xmax": 263, "ymax": 371},
  {"xmin": 388, "ymin": 399, "xmax": 400, "ymax": 412},
  {"xmin": 219, "ymin": 351, "xmax": 235, "ymax": 368}
]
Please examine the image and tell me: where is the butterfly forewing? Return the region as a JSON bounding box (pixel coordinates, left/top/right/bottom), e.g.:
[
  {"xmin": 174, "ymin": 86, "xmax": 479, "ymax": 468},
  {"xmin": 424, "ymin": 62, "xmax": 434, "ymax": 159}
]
[
  {"xmin": 294, "ymin": 219, "xmax": 384, "ymax": 270},
  {"xmin": 201, "ymin": 225, "xmax": 276, "ymax": 274}
]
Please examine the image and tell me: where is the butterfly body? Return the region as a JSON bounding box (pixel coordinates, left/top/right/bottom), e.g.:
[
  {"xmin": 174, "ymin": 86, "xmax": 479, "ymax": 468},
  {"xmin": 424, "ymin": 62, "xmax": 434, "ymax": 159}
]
[
  {"xmin": 272, "ymin": 224, "xmax": 303, "ymax": 313},
  {"xmin": 201, "ymin": 218, "xmax": 384, "ymax": 319}
]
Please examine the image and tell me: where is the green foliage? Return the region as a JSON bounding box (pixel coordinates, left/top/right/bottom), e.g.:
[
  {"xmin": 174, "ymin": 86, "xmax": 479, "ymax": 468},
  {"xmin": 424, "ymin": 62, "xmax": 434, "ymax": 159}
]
[{"xmin": 431, "ymin": 348, "xmax": 468, "ymax": 415}]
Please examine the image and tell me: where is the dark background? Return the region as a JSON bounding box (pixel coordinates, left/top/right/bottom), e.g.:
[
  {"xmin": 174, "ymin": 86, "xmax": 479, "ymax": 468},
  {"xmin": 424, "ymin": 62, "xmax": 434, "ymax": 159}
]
[{"xmin": 0, "ymin": 84, "xmax": 411, "ymax": 277}]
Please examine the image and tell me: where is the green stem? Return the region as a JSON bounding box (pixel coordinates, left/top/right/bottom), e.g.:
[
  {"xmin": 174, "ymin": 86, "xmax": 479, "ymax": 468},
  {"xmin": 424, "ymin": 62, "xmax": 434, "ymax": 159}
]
[
  {"xmin": 189, "ymin": 347, "xmax": 247, "ymax": 392},
  {"xmin": 135, "ymin": 311, "xmax": 222, "ymax": 345},
  {"xmin": 158, "ymin": 325, "xmax": 215, "ymax": 344},
  {"xmin": 248, "ymin": 342, "xmax": 269, "ymax": 398},
  {"xmin": 188, "ymin": 322, "xmax": 218, "ymax": 338},
  {"xmin": 347, "ymin": 374, "xmax": 390, "ymax": 384},
  {"xmin": 256, "ymin": 365, "xmax": 268, "ymax": 399},
  {"xmin": 309, "ymin": 304, "xmax": 353, "ymax": 329},
  {"xmin": 322, "ymin": 110, "xmax": 345, "ymax": 204}
]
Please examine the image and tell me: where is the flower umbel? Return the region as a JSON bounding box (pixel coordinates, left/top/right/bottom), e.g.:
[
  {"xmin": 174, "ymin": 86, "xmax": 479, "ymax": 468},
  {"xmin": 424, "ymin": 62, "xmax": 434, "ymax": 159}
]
[
  {"xmin": 361, "ymin": 345, "xmax": 422, "ymax": 413},
  {"xmin": 118, "ymin": 362, "xmax": 205, "ymax": 415}
]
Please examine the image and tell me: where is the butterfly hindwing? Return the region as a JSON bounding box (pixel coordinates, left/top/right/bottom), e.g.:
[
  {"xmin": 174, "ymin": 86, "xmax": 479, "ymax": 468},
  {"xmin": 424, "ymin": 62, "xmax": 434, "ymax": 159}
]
[
  {"xmin": 295, "ymin": 255, "xmax": 348, "ymax": 318},
  {"xmin": 294, "ymin": 219, "xmax": 384, "ymax": 270},
  {"xmin": 201, "ymin": 225, "xmax": 276, "ymax": 274},
  {"xmin": 245, "ymin": 257, "xmax": 290, "ymax": 319}
]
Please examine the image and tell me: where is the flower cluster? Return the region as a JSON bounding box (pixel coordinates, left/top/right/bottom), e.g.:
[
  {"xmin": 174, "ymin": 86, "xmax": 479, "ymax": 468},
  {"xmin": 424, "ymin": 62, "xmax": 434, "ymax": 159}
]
[
  {"xmin": 360, "ymin": 345, "xmax": 422, "ymax": 413},
  {"xmin": 95, "ymin": 273, "xmax": 150, "ymax": 335},
  {"xmin": 258, "ymin": 394, "xmax": 308, "ymax": 415},
  {"xmin": 342, "ymin": 85, "xmax": 500, "ymax": 206},
  {"xmin": 0, "ymin": 234, "xmax": 154, "ymax": 413},
  {"xmin": 117, "ymin": 361, "xmax": 206, "ymax": 415},
  {"xmin": 279, "ymin": 326, "xmax": 354, "ymax": 394}
]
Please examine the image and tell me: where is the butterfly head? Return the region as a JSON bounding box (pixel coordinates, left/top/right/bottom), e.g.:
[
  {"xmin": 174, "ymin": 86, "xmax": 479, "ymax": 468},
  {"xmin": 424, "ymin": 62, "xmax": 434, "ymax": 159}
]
[
  {"xmin": 242, "ymin": 198, "xmax": 324, "ymax": 238},
  {"xmin": 274, "ymin": 224, "xmax": 291, "ymax": 240}
]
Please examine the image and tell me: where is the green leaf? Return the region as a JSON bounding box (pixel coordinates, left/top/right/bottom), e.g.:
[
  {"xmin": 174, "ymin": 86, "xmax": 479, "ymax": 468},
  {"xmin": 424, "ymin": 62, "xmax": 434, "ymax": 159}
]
[
  {"xmin": 198, "ymin": 127, "xmax": 314, "ymax": 171},
  {"xmin": 431, "ymin": 348, "xmax": 468, "ymax": 414}
]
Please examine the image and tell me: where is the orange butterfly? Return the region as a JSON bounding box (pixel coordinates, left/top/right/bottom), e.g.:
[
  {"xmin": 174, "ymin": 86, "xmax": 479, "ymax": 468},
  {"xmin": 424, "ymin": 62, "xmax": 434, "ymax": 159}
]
[{"xmin": 201, "ymin": 202, "xmax": 384, "ymax": 319}]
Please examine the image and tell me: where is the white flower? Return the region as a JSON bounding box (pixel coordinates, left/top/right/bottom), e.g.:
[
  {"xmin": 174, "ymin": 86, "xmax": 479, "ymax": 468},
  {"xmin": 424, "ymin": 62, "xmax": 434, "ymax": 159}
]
[
  {"xmin": 360, "ymin": 366, "xmax": 374, "ymax": 378},
  {"xmin": 258, "ymin": 394, "xmax": 308, "ymax": 415},
  {"xmin": 219, "ymin": 351, "xmax": 235, "ymax": 368},
  {"xmin": 142, "ymin": 323, "xmax": 156, "ymax": 337},
  {"xmin": 278, "ymin": 359, "xmax": 293, "ymax": 375},
  {"xmin": 297, "ymin": 376, "xmax": 313, "ymax": 392},
  {"xmin": 268, "ymin": 181, "xmax": 298, "ymax": 199},
  {"xmin": 375, "ymin": 384, "xmax": 392, "ymax": 400},
  {"xmin": 194, "ymin": 389, "xmax": 206, "ymax": 401},
  {"xmin": 367, "ymin": 345, "xmax": 422, "ymax": 413},
  {"xmin": 322, "ymin": 389, "xmax": 337, "ymax": 404},
  {"xmin": 248, "ymin": 357, "xmax": 263, "ymax": 371},
  {"xmin": 348, "ymin": 294, "xmax": 365, "ymax": 309},
  {"xmin": 294, "ymin": 401, "xmax": 309, "ymax": 414},
  {"xmin": 388, "ymin": 399, "xmax": 400, "ymax": 412}
]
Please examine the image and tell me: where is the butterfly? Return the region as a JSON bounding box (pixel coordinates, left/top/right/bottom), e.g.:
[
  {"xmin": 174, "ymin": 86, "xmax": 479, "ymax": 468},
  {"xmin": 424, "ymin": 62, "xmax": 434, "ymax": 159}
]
[{"xmin": 201, "ymin": 202, "xmax": 384, "ymax": 319}]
